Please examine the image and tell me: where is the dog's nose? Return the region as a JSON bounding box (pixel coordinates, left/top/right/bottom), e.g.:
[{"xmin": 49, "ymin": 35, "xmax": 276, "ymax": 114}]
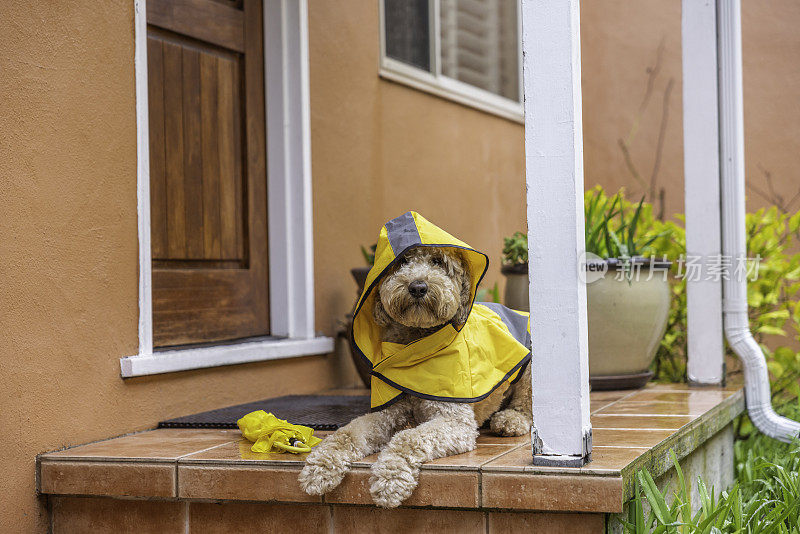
[{"xmin": 408, "ymin": 280, "xmax": 428, "ymax": 299}]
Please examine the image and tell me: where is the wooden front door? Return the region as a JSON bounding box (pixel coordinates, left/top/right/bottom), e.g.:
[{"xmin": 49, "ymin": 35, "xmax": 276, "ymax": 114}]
[{"xmin": 147, "ymin": 0, "xmax": 269, "ymax": 347}]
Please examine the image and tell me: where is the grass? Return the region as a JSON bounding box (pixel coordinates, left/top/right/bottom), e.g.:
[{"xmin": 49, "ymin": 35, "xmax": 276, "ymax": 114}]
[{"xmin": 619, "ymin": 403, "xmax": 800, "ymax": 533}]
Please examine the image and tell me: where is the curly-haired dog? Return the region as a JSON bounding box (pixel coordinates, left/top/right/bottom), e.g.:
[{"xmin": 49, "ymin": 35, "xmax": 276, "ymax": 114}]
[{"xmin": 299, "ymin": 212, "xmax": 532, "ymax": 508}]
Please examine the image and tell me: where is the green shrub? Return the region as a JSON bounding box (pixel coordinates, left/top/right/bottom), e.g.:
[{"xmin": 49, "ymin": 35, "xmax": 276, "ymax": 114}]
[
  {"xmin": 584, "ymin": 186, "xmax": 675, "ymax": 260},
  {"xmin": 647, "ymin": 204, "xmax": 800, "ymax": 423},
  {"xmin": 620, "ymin": 403, "xmax": 800, "ymax": 533},
  {"xmin": 502, "ymin": 187, "xmax": 681, "ymax": 265},
  {"xmin": 502, "ymin": 187, "xmax": 800, "ymax": 412},
  {"xmin": 741, "ymin": 207, "xmax": 800, "ymax": 412},
  {"xmin": 589, "ymin": 189, "xmax": 800, "ymax": 416}
]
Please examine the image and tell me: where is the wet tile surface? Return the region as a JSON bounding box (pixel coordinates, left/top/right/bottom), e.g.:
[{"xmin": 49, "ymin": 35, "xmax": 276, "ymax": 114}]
[
  {"xmin": 42, "ymin": 428, "xmax": 239, "ymax": 462},
  {"xmin": 480, "ymin": 444, "xmax": 650, "ymax": 476},
  {"xmin": 592, "ymin": 427, "xmax": 675, "ymax": 448},
  {"xmin": 631, "ymin": 389, "xmax": 737, "ymax": 403},
  {"xmin": 347, "ymin": 443, "xmax": 525, "ymax": 470},
  {"xmin": 37, "ymin": 385, "xmax": 744, "ymax": 514},
  {"xmin": 40, "ymin": 460, "xmax": 176, "ymax": 498},
  {"xmin": 482, "ymin": 472, "xmax": 625, "ymax": 512},
  {"xmin": 179, "ymin": 436, "xmax": 330, "ymax": 465},
  {"xmin": 422, "ymin": 444, "xmax": 520, "ymax": 470},
  {"xmin": 326, "ymin": 469, "xmax": 480, "ymax": 508},
  {"xmin": 595, "ymin": 399, "xmax": 722, "ymax": 416},
  {"xmin": 582, "ymin": 446, "xmax": 651, "ymax": 475},
  {"xmin": 476, "ymin": 429, "xmax": 531, "ymax": 445},
  {"xmin": 591, "ymin": 414, "xmax": 696, "ymax": 430}
]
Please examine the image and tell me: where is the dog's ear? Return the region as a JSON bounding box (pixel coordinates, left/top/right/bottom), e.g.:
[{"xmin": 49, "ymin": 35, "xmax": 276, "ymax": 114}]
[
  {"xmin": 373, "ymin": 290, "xmax": 393, "ymax": 327},
  {"xmin": 452, "ymin": 255, "xmax": 473, "ymax": 328}
]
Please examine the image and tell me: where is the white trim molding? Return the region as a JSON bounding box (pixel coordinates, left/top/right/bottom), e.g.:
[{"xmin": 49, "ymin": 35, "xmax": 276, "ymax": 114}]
[
  {"xmin": 378, "ymin": 0, "xmax": 524, "ymax": 123},
  {"xmin": 134, "ymin": 0, "xmax": 154, "ymax": 357},
  {"xmin": 121, "ymin": 337, "xmax": 334, "ymax": 378},
  {"xmin": 265, "ymin": 0, "xmax": 317, "ymax": 339},
  {"xmin": 124, "ymin": 0, "xmax": 331, "ymax": 378}
]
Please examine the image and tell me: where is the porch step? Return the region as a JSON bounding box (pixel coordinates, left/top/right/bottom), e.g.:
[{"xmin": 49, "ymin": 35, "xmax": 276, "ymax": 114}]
[{"xmin": 38, "ymin": 384, "xmax": 744, "ymax": 533}]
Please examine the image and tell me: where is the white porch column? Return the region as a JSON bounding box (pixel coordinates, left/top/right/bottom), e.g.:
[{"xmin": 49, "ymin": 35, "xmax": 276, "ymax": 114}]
[
  {"xmin": 521, "ymin": 0, "xmax": 592, "ymax": 466},
  {"xmin": 682, "ymin": 0, "xmax": 726, "ymax": 385}
]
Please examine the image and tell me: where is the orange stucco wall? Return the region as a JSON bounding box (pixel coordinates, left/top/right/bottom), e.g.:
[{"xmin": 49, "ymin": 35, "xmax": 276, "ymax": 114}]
[
  {"xmin": 0, "ymin": 3, "xmax": 342, "ymax": 532},
  {"xmin": 581, "ymin": 0, "xmax": 800, "ymax": 218},
  {"xmin": 2, "ymin": 0, "xmax": 800, "ymax": 532},
  {"xmin": 308, "ymin": 1, "xmax": 527, "ymax": 342},
  {"xmin": 0, "ymin": 1, "xmax": 525, "ymax": 531}
]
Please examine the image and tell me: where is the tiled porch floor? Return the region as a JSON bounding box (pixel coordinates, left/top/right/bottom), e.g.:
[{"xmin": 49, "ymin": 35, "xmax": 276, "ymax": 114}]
[{"xmin": 38, "ymin": 383, "xmax": 743, "ymax": 528}]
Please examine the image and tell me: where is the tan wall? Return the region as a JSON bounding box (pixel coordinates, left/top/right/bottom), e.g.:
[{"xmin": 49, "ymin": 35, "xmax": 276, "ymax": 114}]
[
  {"xmin": 0, "ymin": 1, "xmax": 525, "ymax": 531},
  {"xmin": 581, "ymin": 0, "xmax": 800, "ymax": 217},
  {"xmin": 0, "ymin": 3, "xmax": 340, "ymax": 532},
  {"xmin": 308, "ymin": 1, "xmax": 527, "ymax": 344}
]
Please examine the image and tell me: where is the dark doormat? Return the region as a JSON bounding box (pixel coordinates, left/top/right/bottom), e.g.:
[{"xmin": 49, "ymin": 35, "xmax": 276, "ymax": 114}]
[{"xmin": 158, "ymin": 395, "xmax": 370, "ymax": 431}]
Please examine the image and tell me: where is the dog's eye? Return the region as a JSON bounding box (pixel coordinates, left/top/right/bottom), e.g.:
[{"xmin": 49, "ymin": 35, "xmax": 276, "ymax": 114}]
[
  {"xmin": 432, "ymin": 257, "xmax": 444, "ymax": 267},
  {"xmin": 397, "ymin": 256, "xmax": 409, "ymax": 266}
]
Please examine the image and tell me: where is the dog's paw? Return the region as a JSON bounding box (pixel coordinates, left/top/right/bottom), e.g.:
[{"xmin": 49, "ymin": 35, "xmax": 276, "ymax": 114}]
[
  {"xmin": 490, "ymin": 409, "xmax": 531, "ymax": 437},
  {"xmin": 298, "ymin": 456, "xmax": 347, "ymax": 495},
  {"xmin": 369, "ymin": 454, "xmax": 418, "ymax": 508}
]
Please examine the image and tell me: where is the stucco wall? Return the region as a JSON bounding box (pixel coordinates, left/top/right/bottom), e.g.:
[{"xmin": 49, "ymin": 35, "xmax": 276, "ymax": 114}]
[
  {"xmin": 0, "ymin": 1, "xmax": 525, "ymax": 531},
  {"xmin": 308, "ymin": 1, "xmax": 527, "ymax": 342},
  {"xmin": 0, "ymin": 3, "xmax": 340, "ymax": 532},
  {"xmin": 581, "ymin": 0, "xmax": 800, "ymax": 218}
]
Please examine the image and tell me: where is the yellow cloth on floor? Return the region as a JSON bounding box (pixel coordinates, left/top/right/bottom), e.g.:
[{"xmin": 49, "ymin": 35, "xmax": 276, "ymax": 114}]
[{"xmin": 237, "ymin": 410, "xmax": 322, "ymax": 454}]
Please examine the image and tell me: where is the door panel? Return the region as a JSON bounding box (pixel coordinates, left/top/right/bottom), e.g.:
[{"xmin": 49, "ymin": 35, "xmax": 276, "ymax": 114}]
[{"xmin": 147, "ymin": 0, "xmax": 268, "ymax": 347}]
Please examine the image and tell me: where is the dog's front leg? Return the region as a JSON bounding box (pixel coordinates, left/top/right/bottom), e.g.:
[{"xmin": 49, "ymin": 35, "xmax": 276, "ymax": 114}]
[
  {"xmin": 490, "ymin": 365, "xmax": 533, "ymax": 436},
  {"xmin": 369, "ymin": 401, "xmax": 478, "ymax": 508},
  {"xmin": 299, "ymin": 400, "xmax": 411, "ymax": 496}
]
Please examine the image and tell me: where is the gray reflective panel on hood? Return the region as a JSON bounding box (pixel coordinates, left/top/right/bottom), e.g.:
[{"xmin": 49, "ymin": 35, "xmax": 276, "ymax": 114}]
[{"xmin": 384, "ymin": 211, "xmax": 422, "ymax": 256}]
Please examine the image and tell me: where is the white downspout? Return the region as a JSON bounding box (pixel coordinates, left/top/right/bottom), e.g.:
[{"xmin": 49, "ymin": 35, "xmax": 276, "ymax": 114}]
[{"xmin": 718, "ymin": 0, "xmax": 800, "ymax": 442}]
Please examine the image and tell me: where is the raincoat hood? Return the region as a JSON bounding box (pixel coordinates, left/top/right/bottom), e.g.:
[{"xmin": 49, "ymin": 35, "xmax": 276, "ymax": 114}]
[{"xmin": 352, "ymin": 212, "xmax": 532, "ymax": 410}]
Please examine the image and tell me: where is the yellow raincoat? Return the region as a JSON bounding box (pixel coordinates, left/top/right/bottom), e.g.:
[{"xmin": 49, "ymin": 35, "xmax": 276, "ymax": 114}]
[{"xmin": 352, "ymin": 212, "xmax": 532, "ymax": 410}]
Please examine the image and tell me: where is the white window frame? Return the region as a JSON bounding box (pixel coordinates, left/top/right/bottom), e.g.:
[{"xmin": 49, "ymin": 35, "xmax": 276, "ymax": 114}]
[
  {"xmin": 121, "ymin": 0, "xmax": 333, "ymax": 378},
  {"xmin": 379, "ymin": 0, "xmax": 524, "ymax": 123}
]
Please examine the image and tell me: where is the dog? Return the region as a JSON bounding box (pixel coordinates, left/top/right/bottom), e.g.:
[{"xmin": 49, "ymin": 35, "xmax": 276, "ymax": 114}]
[{"xmin": 299, "ymin": 245, "xmax": 532, "ymax": 508}]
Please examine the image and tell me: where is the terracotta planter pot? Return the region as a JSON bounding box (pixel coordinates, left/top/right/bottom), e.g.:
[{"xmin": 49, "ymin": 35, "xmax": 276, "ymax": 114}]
[
  {"xmin": 501, "ymin": 259, "xmax": 672, "ymax": 390},
  {"xmin": 350, "ymin": 266, "xmax": 371, "ymax": 296}
]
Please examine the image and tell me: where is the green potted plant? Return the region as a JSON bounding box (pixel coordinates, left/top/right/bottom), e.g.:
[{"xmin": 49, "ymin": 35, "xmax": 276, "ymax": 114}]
[
  {"xmin": 501, "ymin": 232, "xmax": 530, "ymax": 311},
  {"xmin": 501, "ymin": 187, "xmax": 676, "ymax": 389}
]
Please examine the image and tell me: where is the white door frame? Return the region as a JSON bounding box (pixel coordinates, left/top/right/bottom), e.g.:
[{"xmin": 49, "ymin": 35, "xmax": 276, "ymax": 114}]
[{"xmin": 122, "ymin": 0, "xmax": 332, "ymax": 378}]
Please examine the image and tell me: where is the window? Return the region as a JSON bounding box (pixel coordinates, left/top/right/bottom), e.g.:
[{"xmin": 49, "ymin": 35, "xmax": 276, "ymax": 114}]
[{"xmin": 380, "ymin": 0, "xmax": 522, "ymax": 121}]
